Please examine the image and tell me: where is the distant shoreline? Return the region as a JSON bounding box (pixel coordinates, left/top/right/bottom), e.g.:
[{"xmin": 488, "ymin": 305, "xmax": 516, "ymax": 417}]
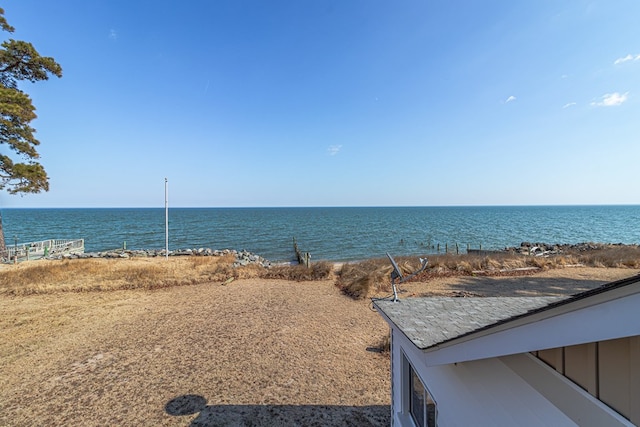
[{"xmin": 34, "ymin": 241, "xmax": 640, "ymax": 266}]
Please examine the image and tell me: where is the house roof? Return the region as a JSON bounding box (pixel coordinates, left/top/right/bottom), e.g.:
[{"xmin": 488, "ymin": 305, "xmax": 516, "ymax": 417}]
[
  {"xmin": 374, "ymin": 274, "xmax": 640, "ymax": 351},
  {"xmin": 374, "ymin": 296, "xmax": 562, "ymax": 349}
]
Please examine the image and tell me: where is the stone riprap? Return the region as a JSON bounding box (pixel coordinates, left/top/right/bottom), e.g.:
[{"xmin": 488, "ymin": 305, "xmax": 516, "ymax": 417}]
[
  {"xmin": 47, "ymin": 248, "xmax": 272, "ymax": 268},
  {"xmin": 504, "ymin": 242, "xmax": 638, "ymax": 256}
]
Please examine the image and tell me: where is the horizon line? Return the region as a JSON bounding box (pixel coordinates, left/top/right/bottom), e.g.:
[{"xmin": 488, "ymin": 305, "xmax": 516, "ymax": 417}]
[{"xmin": 2, "ymin": 203, "xmax": 639, "ymax": 209}]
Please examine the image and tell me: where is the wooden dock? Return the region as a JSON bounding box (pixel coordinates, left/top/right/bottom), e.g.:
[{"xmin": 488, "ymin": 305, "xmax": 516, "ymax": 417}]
[{"xmin": 3, "ymin": 239, "xmax": 85, "ymax": 262}]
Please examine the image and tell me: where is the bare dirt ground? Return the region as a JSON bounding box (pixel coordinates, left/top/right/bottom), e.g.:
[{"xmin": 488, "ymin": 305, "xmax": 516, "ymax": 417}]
[
  {"xmin": 397, "ymin": 266, "xmax": 640, "ymax": 298},
  {"xmin": 1, "ymin": 267, "xmax": 637, "ymax": 426}
]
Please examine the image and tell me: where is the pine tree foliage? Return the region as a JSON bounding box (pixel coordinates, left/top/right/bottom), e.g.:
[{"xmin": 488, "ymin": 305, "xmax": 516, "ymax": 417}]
[
  {"xmin": 0, "ymin": 6, "xmax": 62, "ymax": 254},
  {"xmin": 0, "ymin": 7, "xmax": 61, "ymax": 193}
]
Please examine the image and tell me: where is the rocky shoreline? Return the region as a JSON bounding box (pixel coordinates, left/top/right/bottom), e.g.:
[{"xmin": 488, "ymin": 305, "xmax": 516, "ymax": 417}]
[
  {"xmin": 504, "ymin": 242, "xmax": 638, "ymax": 256},
  {"xmin": 45, "ymin": 241, "xmax": 639, "ymax": 267},
  {"xmin": 49, "ymin": 248, "xmax": 273, "ymax": 268}
]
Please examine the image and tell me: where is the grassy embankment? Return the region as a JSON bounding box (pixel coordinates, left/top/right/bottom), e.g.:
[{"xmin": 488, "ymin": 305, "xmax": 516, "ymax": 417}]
[
  {"xmin": 337, "ymin": 245, "xmax": 640, "ymax": 299},
  {"xmin": 0, "ymin": 255, "xmax": 333, "ymax": 296},
  {"xmin": 1, "ymin": 244, "xmax": 639, "ymax": 298}
]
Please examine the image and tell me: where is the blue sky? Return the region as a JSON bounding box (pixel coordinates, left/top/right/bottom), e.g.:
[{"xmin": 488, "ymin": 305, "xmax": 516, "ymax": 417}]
[{"xmin": 1, "ymin": 0, "xmax": 639, "ymax": 207}]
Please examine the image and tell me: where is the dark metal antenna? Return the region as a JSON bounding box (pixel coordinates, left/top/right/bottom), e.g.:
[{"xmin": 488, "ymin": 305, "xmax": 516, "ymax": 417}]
[{"xmin": 386, "ymin": 252, "xmax": 429, "ymax": 302}]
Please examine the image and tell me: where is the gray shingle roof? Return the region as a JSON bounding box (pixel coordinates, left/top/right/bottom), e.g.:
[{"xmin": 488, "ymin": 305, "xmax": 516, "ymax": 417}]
[{"xmin": 374, "ymin": 296, "xmax": 563, "ymax": 349}]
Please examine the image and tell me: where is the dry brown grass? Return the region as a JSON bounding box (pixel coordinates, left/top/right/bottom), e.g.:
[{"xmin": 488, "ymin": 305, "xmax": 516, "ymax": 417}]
[
  {"xmin": 336, "ymin": 246, "xmax": 640, "ymax": 299},
  {"xmin": 262, "ymin": 261, "xmax": 334, "ymax": 281},
  {"xmin": 2, "ymin": 245, "xmax": 639, "ymax": 298},
  {"xmin": 0, "ymin": 256, "xmax": 238, "ymax": 295},
  {"xmin": 335, "ymin": 258, "xmax": 392, "ymax": 299},
  {"xmin": 562, "ymin": 245, "xmax": 640, "ymax": 268},
  {"xmin": 0, "ymin": 277, "xmax": 391, "ymax": 426},
  {"xmin": 0, "ymin": 256, "xmax": 335, "ymax": 296}
]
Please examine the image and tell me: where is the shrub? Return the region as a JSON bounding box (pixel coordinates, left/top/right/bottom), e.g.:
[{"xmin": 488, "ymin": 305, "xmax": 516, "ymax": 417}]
[
  {"xmin": 262, "ymin": 261, "xmax": 334, "ymax": 281},
  {"xmin": 335, "ymin": 258, "xmax": 392, "ymax": 299},
  {"xmin": 340, "ymin": 275, "xmax": 374, "ymax": 299},
  {"xmin": 335, "ymin": 245, "xmax": 640, "ymax": 300},
  {"xmin": 375, "ymin": 331, "xmax": 391, "ymax": 353}
]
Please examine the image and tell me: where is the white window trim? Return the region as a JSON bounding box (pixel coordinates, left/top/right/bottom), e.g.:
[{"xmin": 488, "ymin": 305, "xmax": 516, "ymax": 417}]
[{"xmin": 401, "ymin": 351, "xmax": 437, "ymax": 427}]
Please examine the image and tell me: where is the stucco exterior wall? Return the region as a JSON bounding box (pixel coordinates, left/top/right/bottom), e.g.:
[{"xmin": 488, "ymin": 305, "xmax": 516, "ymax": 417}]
[
  {"xmin": 391, "ymin": 329, "xmax": 635, "ymax": 426},
  {"xmin": 391, "ymin": 328, "xmax": 579, "ymax": 426}
]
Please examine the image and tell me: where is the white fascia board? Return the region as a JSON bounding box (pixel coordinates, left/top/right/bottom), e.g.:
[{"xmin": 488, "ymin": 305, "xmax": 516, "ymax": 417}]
[{"xmin": 423, "ymin": 292, "xmax": 640, "ymax": 366}]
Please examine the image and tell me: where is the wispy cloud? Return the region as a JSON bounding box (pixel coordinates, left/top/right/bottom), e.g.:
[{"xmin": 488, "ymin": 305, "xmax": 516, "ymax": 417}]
[
  {"xmin": 590, "ymin": 92, "xmax": 629, "ymax": 107},
  {"xmin": 109, "ymin": 29, "xmax": 118, "ymax": 40},
  {"xmin": 504, "ymin": 95, "xmax": 516, "ymax": 104},
  {"xmin": 327, "ymin": 145, "xmax": 342, "ymax": 156},
  {"xmin": 562, "ymin": 102, "xmax": 577, "ymax": 109},
  {"xmin": 614, "ymin": 54, "xmax": 640, "ymax": 65}
]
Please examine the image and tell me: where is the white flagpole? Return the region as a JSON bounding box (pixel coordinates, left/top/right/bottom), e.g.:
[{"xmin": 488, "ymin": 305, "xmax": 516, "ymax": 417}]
[{"xmin": 165, "ymin": 178, "xmax": 169, "ymax": 260}]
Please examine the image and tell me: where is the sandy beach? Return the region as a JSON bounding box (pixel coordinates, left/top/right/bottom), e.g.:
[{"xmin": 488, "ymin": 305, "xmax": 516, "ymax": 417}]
[{"xmin": 1, "ymin": 266, "xmax": 637, "ymax": 426}]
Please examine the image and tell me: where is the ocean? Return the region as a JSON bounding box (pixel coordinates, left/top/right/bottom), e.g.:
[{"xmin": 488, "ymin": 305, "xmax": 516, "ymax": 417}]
[{"xmin": 1, "ymin": 206, "xmax": 639, "ymax": 263}]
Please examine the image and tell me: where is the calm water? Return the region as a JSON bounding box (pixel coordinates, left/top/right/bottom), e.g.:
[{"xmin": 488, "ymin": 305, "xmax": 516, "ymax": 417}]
[{"xmin": 2, "ymin": 206, "xmax": 639, "ymax": 262}]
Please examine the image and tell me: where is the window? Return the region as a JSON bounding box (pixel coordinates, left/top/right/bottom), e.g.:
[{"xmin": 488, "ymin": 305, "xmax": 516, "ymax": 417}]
[{"xmin": 408, "ymin": 361, "xmax": 437, "ymax": 426}]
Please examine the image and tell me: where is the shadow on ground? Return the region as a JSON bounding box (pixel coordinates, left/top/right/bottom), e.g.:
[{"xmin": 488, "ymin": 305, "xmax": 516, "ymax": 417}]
[
  {"xmin": 416, "ymin": 274, "xmax": 633, "ymax": 297},
  {"xmin": 165, "ymin": 394, "xmax": 390, "ymax": 426}
]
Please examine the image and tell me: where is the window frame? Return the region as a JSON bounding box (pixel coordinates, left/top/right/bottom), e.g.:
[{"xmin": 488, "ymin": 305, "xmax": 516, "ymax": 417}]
[{"xmin": 403, "ymin": 352, "xmax": 437, "ymax": 427}]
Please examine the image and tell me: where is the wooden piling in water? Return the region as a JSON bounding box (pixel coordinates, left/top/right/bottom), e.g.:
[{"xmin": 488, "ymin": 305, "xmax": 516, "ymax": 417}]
[{"xmin": 293, "ymin": 237, "xmax": 311, "ymax": 268}]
